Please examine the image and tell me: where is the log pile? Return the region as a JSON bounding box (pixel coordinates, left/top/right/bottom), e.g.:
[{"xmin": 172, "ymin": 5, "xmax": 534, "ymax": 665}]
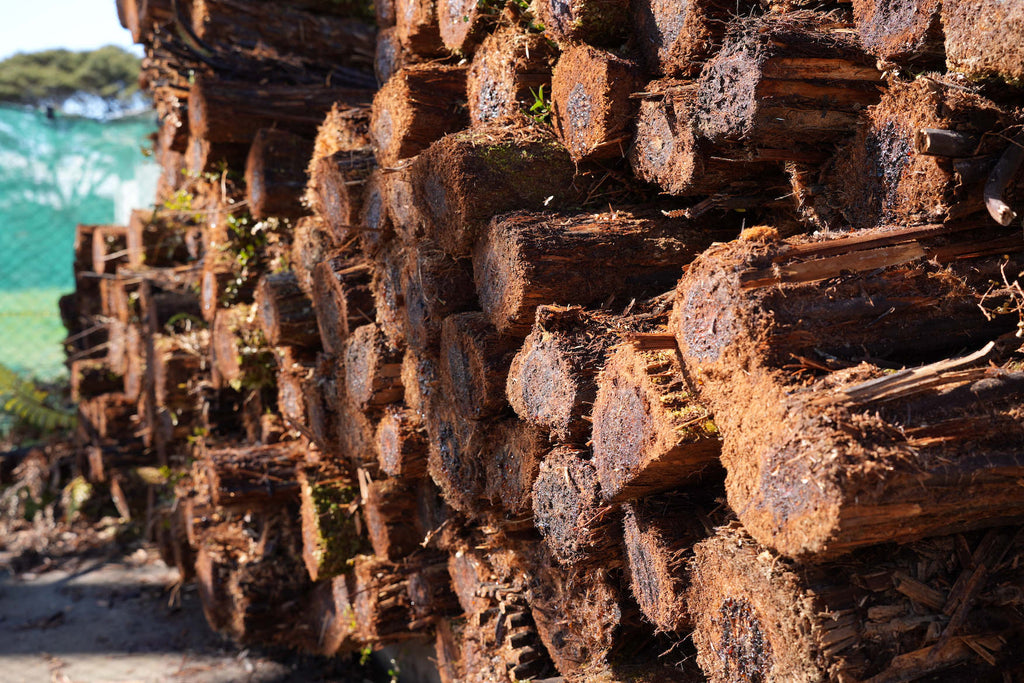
[{"xmin": 69, "ymin": 0, "xmax": 1024, "ymax": 679}]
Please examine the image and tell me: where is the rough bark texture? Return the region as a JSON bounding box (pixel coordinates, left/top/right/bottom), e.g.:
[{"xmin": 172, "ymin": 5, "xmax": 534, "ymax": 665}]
[
  {"xmin": 551, "ymin": 45, "xmax": 641, "ymax": 162},
  {"xmin": 474, "ymin": 208, "xmax": 726, "ymax": 337},
  {"xmin": 592, "ymin": 342, "xmax": 721, "ymax": 503},
  {"xmin": 255, "ymin": 272, "xmax": 321, "ymax": 349},
  {"xmin": 672, "ymin": 232, "xmax": 1024, "ymax": 560},
  {"xmin": 943, "ymin": 0, "xmax": 1024, "ymax": 84},
  {"xmin": 690, "ymin": 525, "xmax": 1024, "ymax": 682},
  {"xmin": 467, "ymin": 26, "xmax": 556, "ymax": 127},
  {"xmin": 245, "ymin": 129, "xmax": 313, "ymax": 220},
  {"xmin": 411, "ymin": 127, "xmax": 578, "ymax": 257},
  {"xmin": 370, "ymin": 65, "xmax": 469, "ymax": 167}
]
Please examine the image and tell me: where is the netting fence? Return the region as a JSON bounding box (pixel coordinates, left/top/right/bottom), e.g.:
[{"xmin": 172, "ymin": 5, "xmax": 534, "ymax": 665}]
[{"xmin": 0, "ymin": 105, "xmax": 156, "ymax": 383}]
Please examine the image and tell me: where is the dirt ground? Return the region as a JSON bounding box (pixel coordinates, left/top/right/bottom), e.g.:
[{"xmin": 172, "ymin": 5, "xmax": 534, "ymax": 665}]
[{"xmin": 0, "ymin": 531, "xmax": 365, "ymax": 683}]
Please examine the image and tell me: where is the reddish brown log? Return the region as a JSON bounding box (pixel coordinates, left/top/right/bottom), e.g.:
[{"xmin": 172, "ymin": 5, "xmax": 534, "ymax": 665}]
[
  {"xmin": 191, "ymin": 0, "xmax": 376, "ymax": 71},
  {"xmin": 343, "ymin": 324, "xmax": 404, "ymax": 410},
  {"xmin": 695, "ymin": 18, "xmax": 883, "ymax": 150},
  {"xmin": 592, "ymin": 343, "xmax": 721, "ymax": 503},
  {"xmin": 186, "ymin": 137, "xmax": 249, "ymax": 176},
  {"xmin": 377, "ymin": 406, "xmax": 429, "ymax": 479},
  {"xmin": 304, "ymin": 353, "xmax": 341, "ymax": 458},
  {"xmin": 507, "ymin": 306, "xmax": 666, "ymax": 443},
  {"xmin": 122, "ymin": 325, "xmax": 146, "ymax": 402},
  {"xmin": 276, "ymin": 355, "xmax": 314, "ymax": 428},
  {"xmin": 525, "ymin": 553, "xmax": 631, "ymax": 678},
  {"xmin": 483, "ymin": 419, "xmax": 546, "ymax": 516},
  {"xmin": 189, "ymin": 75, "xmax": 374, "ymax": 145},
  {"xmin": 532, "ymin": 446, "xmax": 622, "ymax": 568},
  {"xmin": 853, "ymin": 0, "xmax": 943, "ymax": 64},
  {"xmin": 551, "ymin": 45, "xmax": 640, "ymax": 162},
  {"xmin": 255, "ymin": 272, "xmax": 321, "ymax": 349},
  {"xmin": 440, "ymin": 312, "xmax": 519, "ymax": 420},
  {"xmin": 311, "ymin": 105, "xmax": 371, "ymax": 165},
  {"xmin": 311, "ymin": 253, "xmax": 375, "ymax": 355},
  {"xmin": 631, "ymin": 83, "xmax": 790, "ymax": 196},
  {"xmin": 384, "ymin": 165, "xmax": 427, "ymax": 243},
  {"xmin": 621, "ymin": 492, "xmax": 717, "ymax": 633},
  {"xmin": 425, "ymin": 399, "xmax": 489, "ymax": 514},
  {"xmin": 412, "ymin": 127, "xmax": 577, "ymax": 257},
  {"xmin": 152, "ymin": 335, "xmax": 203, "ymax": 412},
  {"xmin": 245, "ymin": 129, "xmax": 313, "ymax": 220},
  {"xmin": 352, "ymin": 555, "xmax": 418, "ymax": 643},
  {"xmin": 672, "ymin": 232, "xmax": 1024, "ymax": 560},
  {"xmin": 357, "ymin": 171, "xmax": 395, "ymax": 257},
  {"xmin": 535, "ymin": 0, "xmax": 629, "ymax": 47},
  {"xmin": 633, "ymin": 0, "xmax": 753, "ymax": 76},
  {"xmin": 689, "ymin": 526, "xmax": 1024, "ymax": 682},
  {"xmin": 394, "ymin": 0, "xmax": 445, "ymax": 56},
  {"xmin": 407, "ymin": 563, "xmax": 461, "ymax": 625},
  {"xmin": 307, "ymin": 149, "xmax": 377, "ymax": 241},
  {"xmin": 402, "ymin": 348, "xmax": 441, "ymax": 419},
  {"xmin": 370, "ymin": 242, "xmax": 407, "ymax": 348},
  {"xmin": 211, "ymin": 304, "xmax": 276, "ymax": 391},
  {"xmin": 359, "ymin": 468, "xmax": 422, "ymax": 560},
  {"xmin": 370, "ymin": 65, "xmax": 470, "ymax": 166},
  {"xmin": 204, "ymin": 442, "xmax": 302, "ymax": 509},
  {"xmin": 436, "ymin": 0, "xmax": 497, "ymax": 53},
  {"xmin": 467, "ymin": 25, "xmax": 556, "ymax": 127},
  {"xmin": 474, "ymin": 208, "xmax": 726, "ymax": 336},
  {"xmin": 290, "ymin": 215, "xmax": 336, "ymax": 297},
  {"xmin": 944, "ymin": 0, "xmax": 1024, "ymax": 83},
  {"xmin": 826, "ymin": 77, "xmax": 1017, "ymax": 230},
  {"xmin": 401, "ymin": 242, "xmax": 477, "ymax": 352},
  {"xmin": 375, "ymin": 27, "xmax": 422, "ymax": 85}
]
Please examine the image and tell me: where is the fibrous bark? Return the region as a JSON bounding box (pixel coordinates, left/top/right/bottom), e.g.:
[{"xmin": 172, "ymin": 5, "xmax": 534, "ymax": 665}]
[
  {"xmin": 532, "ymin": 446, "xmax": 622, "ymax": 568},
  {"xmin": 245, "ymin": 128, "xmax": 313, "ymax": 220},
  {"xmin": 631, "ymin": 82, "xmax": 791, "ymax": 196},
  {"xmin": 411, "ymin": 126, "xmax": 577, "ymax": 257},
  {"xmin": 467, "ymin": 26, "xmax": 556, "ymax": 127},
  {"xmin": 535, "ymin": 0, "xmax": 630, "ymax": 47},
  {"xmin": 400, "ymin": 242, "xmax": 477, "ymax": 352},
  {"xmin": 551, "ymin": 45, "xmax": 640, "ymax": 162},
  {"xmin": 191, "ymin": 0, "xmax": 376, "ymax": 71},
  {"xmin": 189, "ymin": 75, "xmax": 373, "ymax": 145},
  {"xmin": 342, "ymin": 324, "xmax": 404, "ymax": 410},
  {"xmin": 689, "ymin": 525, "xmax": 1024, "ymax": 682},
  {"xmin": 307, "ymin": 148, "xmax": 377, "ymax": 241},
  {"xmin": 370, "ymin": 65, "xmax": 470, "ymax": 166},
  {"xmin": 376, "ymin": 406, "xmax": 429, "ymax": 479},
  {"xmin": 852, "ymin": 0, "xmax": 943, "ymax": 65},
  {"xmin": 633, "ymin": 0, "xmax": 753, "ymax": 76},
  {"xmin": 591, "ymin": 343, "xmax": 721, "ymax": 503},
  {"xmin": 943, "ymin": 0, "xmax": 1024, "ymax": 84},
  {"xmin": 310, "ymin": 253, "xmax": 375, "ymax": 355},
  {"xmin": 826, "ymin": 77, "xmax": 1017, "ymax": 230},
  {"xmin": 473, "ymin": 208, "xmax": 725, "ymax": 336},
  {"xmin": 440, "ymin": 312, "xmax": 520, "ymax": 420},
  {"xmin": 672, "ymin": 231, "xmax": 1024, "ymax": 560},
  {"xmin": 255, "ymin": 272, "xmax": 321, "ymax": 348},
  {"xmin": 694, "ymin": 17, "xmax": 883, "ymax": 151}
]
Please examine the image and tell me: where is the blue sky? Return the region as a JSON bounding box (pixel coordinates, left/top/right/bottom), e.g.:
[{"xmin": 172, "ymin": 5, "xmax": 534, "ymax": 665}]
[{"xmin": 1, "ymin": 0, "xmax": 142, "ymax": 60}]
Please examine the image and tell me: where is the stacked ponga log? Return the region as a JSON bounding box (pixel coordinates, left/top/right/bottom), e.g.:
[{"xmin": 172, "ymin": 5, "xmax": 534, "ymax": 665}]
[{"xmin": 64, "ymin": 0, "xmax": 1024, "ymax": 679}]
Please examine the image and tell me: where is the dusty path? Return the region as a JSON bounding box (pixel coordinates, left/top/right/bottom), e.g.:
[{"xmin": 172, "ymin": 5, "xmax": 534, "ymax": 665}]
[{"xmin": 0, "ymin": 544, "xmax": 356, "ymax": 683}]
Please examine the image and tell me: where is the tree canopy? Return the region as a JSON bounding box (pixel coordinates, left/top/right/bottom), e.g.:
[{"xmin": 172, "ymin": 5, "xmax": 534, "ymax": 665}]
[{"xmin": 0, "ymin": 46, "xmax": 141, "ymax": 106}]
